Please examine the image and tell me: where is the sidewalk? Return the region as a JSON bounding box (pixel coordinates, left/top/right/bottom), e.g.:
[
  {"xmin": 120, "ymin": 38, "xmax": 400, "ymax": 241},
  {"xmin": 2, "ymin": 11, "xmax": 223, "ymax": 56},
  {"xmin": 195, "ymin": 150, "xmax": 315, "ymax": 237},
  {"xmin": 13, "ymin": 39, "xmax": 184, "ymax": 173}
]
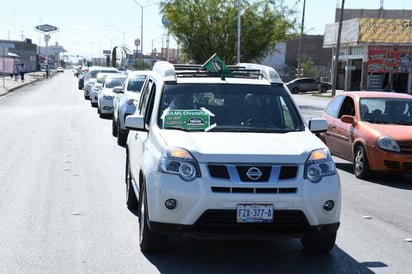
[{"xmin": 0, "ymin": 71, "xmax": 47, "ymax": 97}]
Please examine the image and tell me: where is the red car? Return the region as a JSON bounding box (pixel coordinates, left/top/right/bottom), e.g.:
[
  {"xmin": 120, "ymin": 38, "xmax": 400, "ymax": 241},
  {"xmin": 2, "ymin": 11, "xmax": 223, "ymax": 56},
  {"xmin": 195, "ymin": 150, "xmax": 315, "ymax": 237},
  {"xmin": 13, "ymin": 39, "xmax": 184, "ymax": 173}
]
[{"xmin": 320, "ymin": 91, "xmax": 412, "ymax": 179}]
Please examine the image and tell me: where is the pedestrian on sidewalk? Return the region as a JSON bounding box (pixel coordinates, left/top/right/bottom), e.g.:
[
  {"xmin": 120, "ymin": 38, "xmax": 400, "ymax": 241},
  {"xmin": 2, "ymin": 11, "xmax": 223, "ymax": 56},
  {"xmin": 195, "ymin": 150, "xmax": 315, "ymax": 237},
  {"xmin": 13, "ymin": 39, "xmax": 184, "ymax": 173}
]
[
  {"xmin": 20, "ymin": 63, "xmax": 26, "ymax": 81},
  {"xmin": 13, "ymin": 64, "xmax": 19, "ymax": 81}
]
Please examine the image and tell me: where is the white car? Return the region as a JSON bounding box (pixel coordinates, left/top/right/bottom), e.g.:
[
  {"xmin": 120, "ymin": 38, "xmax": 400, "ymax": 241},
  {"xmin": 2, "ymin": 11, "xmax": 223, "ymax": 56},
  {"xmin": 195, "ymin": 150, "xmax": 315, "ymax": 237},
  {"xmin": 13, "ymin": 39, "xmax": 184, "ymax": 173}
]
[
  {"xmin": 97, "ymin": 74, "xmax": 127, "ymax": 117},
  {"xmin": 83, "ymin": 66, "xmax": 119, "ymax": 100},
  {"xmin": 125, "ymin": 60, "xmax": 341, "ymax": 253},
  {"xmin": 90, "ymin": 72, "xmax": 120, "ymax": 107},
  {"xmin": 112, "ymin": 71, "xmax": 147, "ymax": 146}
]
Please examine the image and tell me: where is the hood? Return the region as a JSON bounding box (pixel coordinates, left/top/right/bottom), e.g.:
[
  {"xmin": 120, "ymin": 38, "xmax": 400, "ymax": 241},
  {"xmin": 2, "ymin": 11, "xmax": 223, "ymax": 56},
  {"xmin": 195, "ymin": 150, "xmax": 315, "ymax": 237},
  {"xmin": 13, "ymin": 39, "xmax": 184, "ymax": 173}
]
[
  {"xmin": 125, "ymin": 91, "xmax": 141, "ymax": 100},
  {"xmin": 157, "ymin": 129, "xmax": 325, "ymax": 164},
  {"xmin": 364, "ymin": 122, "xmax": 412, "ymax": 141}
]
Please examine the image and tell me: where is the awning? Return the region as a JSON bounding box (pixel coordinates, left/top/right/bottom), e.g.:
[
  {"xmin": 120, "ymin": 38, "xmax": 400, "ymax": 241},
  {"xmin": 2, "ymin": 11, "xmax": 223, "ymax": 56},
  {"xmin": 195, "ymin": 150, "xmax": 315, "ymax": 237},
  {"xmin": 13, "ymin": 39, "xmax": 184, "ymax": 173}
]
[{"xmin": 8, "ymin": 52, "xmax": 19, "ymax": 58}]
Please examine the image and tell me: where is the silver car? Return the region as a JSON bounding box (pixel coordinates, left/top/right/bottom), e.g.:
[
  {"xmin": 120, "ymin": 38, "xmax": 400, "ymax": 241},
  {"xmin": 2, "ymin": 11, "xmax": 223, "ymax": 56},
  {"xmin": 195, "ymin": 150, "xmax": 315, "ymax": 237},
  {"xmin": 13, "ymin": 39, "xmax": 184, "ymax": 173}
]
[
  {"xmin": 97, "ymin": 74, "xmax": 127, "ymax": 117},
  {"xmin": 112, "ymin": 71, "xmax": 148, "ymax": 146},
  {"xmin": 83, "ymin": 66, "xmax": 119, "ymax": 100}
]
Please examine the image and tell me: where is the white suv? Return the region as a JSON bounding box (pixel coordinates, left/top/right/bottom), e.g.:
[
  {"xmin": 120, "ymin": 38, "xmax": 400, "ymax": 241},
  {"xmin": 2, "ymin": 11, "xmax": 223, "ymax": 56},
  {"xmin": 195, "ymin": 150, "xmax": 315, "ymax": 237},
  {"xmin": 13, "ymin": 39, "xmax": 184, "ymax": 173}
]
[{"xmin": 124, "ymin": 59, "xmax": 341, "ymax": 253}]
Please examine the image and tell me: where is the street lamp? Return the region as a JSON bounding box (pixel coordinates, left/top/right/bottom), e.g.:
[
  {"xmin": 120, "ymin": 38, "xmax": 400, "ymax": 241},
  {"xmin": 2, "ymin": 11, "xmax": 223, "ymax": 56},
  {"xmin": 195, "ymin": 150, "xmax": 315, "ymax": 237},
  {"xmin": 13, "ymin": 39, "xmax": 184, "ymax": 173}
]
[
  {"xmin": 133, "ymin": 0, "xmax": 145, "ymax": 58},
  {"xmin": 133, "ymin": 1, "xmax": 157, "ymax": 68}
]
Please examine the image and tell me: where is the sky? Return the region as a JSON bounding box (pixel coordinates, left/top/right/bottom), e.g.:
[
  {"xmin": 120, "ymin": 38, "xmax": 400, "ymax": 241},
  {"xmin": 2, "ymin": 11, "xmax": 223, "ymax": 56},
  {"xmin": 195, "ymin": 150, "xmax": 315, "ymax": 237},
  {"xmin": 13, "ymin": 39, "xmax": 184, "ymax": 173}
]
[{"xmin": 1, "ymin": 0, "xmax": 412, "ymax": 62}]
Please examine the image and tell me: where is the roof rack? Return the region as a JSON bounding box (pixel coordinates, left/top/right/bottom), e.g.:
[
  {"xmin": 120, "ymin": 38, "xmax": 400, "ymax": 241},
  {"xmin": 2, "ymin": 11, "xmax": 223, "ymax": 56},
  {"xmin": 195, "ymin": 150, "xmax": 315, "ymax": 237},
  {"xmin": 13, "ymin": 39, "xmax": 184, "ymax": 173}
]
[{"xmin": 152, "ymin": 61, "xmax": 283, "ymax": 84}]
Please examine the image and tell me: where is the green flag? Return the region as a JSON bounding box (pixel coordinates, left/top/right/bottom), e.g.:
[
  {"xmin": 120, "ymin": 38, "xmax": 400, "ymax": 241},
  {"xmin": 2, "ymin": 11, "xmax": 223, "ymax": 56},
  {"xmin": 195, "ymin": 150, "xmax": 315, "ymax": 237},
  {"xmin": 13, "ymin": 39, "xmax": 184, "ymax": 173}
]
[{"xmin": 201, "ymin": 53, "xmax": 232, "ymax": 76}]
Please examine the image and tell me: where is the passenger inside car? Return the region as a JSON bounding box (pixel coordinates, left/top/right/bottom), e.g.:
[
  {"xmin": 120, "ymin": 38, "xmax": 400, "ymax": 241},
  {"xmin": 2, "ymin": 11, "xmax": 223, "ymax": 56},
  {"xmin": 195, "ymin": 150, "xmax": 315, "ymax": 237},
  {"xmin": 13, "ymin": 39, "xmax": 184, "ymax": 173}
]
[
  {"xmin": 168, "ymin": 93, "xmax": 195, "ymax": 109},
  {"xmin": 339, "ymin": 98, "xmax": 355, "ymax": 117},
  {"xmin": 360, "ymin": 103, "xmax": 370, "ymax": 120},
  {"xmin": 242, "ymin": 93, "xmax": 264, "ymax": 126},
  {"xmin": 385, "ymin": 100, "xmax": 409, "ymax": 121}
]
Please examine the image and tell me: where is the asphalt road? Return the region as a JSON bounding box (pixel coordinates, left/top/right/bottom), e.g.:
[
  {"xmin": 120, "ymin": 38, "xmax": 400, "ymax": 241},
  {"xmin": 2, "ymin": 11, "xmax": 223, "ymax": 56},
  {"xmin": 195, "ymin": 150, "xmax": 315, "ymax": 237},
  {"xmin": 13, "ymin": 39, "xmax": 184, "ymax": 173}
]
[{"xmin": 0, "ymin": 72, "xmax": 411, "ymax": 274}]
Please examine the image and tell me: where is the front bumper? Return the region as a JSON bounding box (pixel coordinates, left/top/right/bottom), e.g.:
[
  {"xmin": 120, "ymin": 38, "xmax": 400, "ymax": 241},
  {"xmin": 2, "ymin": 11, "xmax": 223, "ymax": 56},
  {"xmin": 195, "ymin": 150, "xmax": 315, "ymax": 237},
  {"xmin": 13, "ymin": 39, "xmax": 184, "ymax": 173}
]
[
  {"xmin": 144, "ymin": 166, "xmax": 341, "ymax": 238},
  {"xmin": 366, "ymin": 144, "xmax": 412, "ymax": 173},
  {"xmin": 149, "ymin": 212, "xmax": 339, "ymax": 239}
]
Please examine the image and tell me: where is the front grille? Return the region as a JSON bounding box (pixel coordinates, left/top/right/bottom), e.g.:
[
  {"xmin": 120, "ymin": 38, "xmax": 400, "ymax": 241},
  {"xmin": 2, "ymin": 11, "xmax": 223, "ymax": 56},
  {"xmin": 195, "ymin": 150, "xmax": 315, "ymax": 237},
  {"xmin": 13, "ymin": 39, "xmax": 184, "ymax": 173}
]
[
  {"xmin": 211, "ymin": 187, "xmax": 297, "ymax": 194},
  {"xmin": 194, "ymin": 209, "xmax": 310, "ymax": 233},
  {"xmin": 399, "ymin": 141, "xmax": 412, "ymax": 153},
  {"xmin": 207, "ymin": 164, "xmax": 298, "ymax": 182},
  {"xmin": 403, "ymin": 162, "xmax": 412, "ymax": 170},
  {"xmin": 384, "ymin": 160, "xmax": 401, "ymax": 169}
]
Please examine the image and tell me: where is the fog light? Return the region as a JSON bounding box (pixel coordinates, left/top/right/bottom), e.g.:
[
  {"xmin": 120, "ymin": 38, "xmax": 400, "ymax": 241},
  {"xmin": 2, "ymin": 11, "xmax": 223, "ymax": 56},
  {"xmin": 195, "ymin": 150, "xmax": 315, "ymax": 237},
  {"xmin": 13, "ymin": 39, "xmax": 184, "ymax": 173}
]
[
  {"xmin": 165, "ymin": 199, "xmax": 177, "ymax": 209},
  {"xmin": 323, "ymin": 200, "xmax": 334, "ymax": 211}
]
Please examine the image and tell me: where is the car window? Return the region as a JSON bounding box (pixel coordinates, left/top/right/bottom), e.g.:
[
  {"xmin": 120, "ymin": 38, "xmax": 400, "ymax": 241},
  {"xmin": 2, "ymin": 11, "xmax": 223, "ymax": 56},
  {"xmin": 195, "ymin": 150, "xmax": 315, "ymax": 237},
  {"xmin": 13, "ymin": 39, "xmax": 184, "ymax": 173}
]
[
  {"xmin": 325, "ymin": 95, "xmax": 345, "ymax": 118},
  {"xmin": 157, "ymin": 83, "xmax": 304, "ymax": 132},
  {"xmin": 105, "ymin": 77, "xmax": 126, "ymax": 88},
  {"xmin": 338, "ymin": 97, "xmax": 355, "ymax": 117},
  {"xmin": 360, "ymin": 97, "xmax": 412, "ymax": 123},
  {"xmin": 127, "ymin": 75, "xmax": 146, "ymax": 92}
]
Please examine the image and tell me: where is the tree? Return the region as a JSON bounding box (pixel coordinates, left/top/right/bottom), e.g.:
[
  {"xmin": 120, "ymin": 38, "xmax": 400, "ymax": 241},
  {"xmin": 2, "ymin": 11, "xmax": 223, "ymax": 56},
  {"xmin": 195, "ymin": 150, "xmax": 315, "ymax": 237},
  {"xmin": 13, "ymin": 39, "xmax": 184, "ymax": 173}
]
[{"xmin": 160, "ymin": 0, "xmax": 298, "ymax": 64}]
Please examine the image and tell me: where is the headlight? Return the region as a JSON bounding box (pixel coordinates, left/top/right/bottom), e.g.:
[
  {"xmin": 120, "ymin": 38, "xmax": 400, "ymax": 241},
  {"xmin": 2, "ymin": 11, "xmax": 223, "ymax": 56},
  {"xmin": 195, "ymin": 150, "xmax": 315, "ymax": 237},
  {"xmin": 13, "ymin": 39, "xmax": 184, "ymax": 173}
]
[
  {"xmin": 158, "ymin": 148, "xmax": 200, "ymax": 181},
  {"xmin": 377, "ymin": 136, "xmax": 400, "ymax": 152},
  {"xmin": 304, "ymin": 148, "xmax": 336, "ymax": 183}
]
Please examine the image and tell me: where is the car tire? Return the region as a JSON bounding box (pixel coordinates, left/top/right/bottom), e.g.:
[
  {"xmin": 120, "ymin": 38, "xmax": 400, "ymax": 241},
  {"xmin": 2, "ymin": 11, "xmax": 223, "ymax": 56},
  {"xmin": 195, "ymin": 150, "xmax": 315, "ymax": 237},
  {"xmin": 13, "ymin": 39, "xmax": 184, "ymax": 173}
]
[
  {"xmin": 354, "ymin": 145, "xmax": 371, "ymax": 179},
  {"xmin": 139, "ymin": 182, "xmax": 168, "ymax": 252},
  {"xmin": 112, "ymin": 119, "xmax": 118, "ymax": 137},
  {"xmin": 126, "ymin": 153, "xmax": 138, "ymax": 210},
  {"xmin": 300, "ymin": 232, "xmax": 336, "ymax": 253},
  {"xmin": 291, "ymin": 87, "xmax": 299, "ymax": 94},
  {"xmin": 117, "ymin": 125, "xmax": 128, "ymax": 147}
]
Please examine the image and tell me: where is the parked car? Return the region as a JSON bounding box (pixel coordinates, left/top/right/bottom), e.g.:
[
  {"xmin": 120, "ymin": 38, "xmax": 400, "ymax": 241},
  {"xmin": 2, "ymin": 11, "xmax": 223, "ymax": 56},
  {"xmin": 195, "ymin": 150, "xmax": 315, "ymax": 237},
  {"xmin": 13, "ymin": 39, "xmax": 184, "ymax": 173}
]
[
  {"xmin": 97, "ymin": 74, "xmax": 127, "ymax": 117},
  {"xmin": 90, "ymin": 72, "xmax": 119, "ymax": 107},
  {"xmin": 112, "ymin": 71, "xmax": 147, "ymax": 146},
  {"xmin": 77, "ymin": 67, "xmax": 88, "ymax": 90},
  {"xmin": 124, "ymin": 59, "xmax": 341, "ymax": 253},
  {"xmin": 83, "ymin": 66, "xmax": 119, "ymax": 99},
  {"xmin": 319, "ymin": 91, "xmax": 412, "ymax": 179},
  {"xmin": 286, "ymin": 77, "xmax": 331, "ymax": 94}
]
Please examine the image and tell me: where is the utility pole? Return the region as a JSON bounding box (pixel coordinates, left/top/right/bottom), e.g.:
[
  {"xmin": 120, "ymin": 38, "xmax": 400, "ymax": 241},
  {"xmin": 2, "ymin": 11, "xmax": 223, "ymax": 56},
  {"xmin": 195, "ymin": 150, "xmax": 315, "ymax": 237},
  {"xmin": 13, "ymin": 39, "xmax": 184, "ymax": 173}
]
[
  {"xmin": 297, "ymin": 0, "xmax": 306, "ymax": 78},
  {"xmin": 331, "ymin": 0, "xmax": 345, "ymax": 97}
]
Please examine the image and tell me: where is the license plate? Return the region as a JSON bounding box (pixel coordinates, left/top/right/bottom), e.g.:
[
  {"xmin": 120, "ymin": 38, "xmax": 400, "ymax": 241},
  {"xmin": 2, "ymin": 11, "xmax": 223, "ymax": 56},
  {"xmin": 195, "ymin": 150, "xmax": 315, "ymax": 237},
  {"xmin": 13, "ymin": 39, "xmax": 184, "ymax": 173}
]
[{"xmin": 236, "ymin": 204, "xmax": 273, "ymax": 223}]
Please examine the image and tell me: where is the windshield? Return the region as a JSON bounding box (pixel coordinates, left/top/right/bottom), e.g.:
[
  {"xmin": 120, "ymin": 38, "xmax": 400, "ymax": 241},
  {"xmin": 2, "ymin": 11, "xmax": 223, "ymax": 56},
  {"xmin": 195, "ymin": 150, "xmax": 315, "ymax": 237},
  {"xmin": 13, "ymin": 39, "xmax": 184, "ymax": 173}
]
[
  {"xmin": 158, "ymin": 83, "xmax": 304, "ymax": 132},
  {"xmin": 105, "ymin": 77, "xmax": 126, "ymax": 88},
  {"xmin": 360, "ymin": 97, "xmax": 412, "ymax": 124},
  {"xmin": 126, "ymin": 75, "xmax": 146, "ymax": 92}
]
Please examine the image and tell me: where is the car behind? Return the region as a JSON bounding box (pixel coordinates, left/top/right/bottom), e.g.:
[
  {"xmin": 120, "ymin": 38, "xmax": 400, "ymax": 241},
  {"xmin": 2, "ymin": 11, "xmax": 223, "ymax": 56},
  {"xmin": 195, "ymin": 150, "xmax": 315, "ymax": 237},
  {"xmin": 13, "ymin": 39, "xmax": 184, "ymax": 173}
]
[{"xmin": 320, "ymin": 91, "xmax": 412, "ymax": 179}]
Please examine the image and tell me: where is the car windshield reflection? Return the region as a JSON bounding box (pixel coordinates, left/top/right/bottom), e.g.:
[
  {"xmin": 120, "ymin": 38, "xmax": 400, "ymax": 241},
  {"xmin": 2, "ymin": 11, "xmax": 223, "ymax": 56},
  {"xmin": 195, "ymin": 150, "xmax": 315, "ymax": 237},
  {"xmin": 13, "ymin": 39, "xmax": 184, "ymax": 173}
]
[{"xmin": 158, "ymin": 84, "xmax": 305, "ymax": 133}]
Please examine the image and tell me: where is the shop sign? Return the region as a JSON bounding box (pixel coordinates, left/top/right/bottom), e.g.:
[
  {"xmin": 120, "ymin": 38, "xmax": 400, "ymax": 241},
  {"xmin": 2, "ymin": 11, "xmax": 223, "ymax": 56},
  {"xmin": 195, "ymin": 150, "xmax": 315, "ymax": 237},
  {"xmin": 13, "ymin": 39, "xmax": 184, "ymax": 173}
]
[
  {"xmin": 367, "ymin": 45, "xmax": 412, "ymax": 73},
  {"xmin": 360, "ymin": 18, "xmax": 412, "ymax": 44}
]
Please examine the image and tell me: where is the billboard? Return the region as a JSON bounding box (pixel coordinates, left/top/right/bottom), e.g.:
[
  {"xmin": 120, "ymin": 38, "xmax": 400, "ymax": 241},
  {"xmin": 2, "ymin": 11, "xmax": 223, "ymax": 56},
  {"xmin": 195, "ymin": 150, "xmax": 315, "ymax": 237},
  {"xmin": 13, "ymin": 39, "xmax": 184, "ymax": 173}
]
[
  {"xmin": 324, "ymin": 18, "xmax": 412, "ymax": 47},
  {"xmin": 368, "ymin": 46, "xmax": 412, "ymax": 73},
  {"xmin": 359, "ymin": 18, "xmax": 412, "ymax": 43}
]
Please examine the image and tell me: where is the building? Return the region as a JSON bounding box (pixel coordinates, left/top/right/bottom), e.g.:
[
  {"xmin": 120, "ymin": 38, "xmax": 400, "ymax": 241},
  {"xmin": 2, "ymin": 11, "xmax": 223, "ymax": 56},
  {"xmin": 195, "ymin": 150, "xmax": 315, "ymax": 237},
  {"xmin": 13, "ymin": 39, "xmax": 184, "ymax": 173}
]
[
  {"xmin": 324, "ymin": 8, "xmax": 412, "ymax": 93},
  {"xmin": 261, "ymin": 35, "xmax": 333, "ymax": 82},
  {"xmin": 38, "ymin": 42, "xmax": 67, "ymax": 69},
  {"xmin": 0, "ymin": 39, "xmax": 38, "ymax": 73}
]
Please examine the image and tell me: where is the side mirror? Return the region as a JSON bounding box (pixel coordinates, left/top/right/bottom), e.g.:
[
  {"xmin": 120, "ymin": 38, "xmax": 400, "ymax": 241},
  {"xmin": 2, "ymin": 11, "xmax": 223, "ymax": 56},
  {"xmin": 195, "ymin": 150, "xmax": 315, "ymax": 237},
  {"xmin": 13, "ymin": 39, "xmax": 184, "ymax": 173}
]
[
  {"xmin": 125, "ymin": 114, "xmax": 146, "ymax": 131},
  {"xmin": 341, "ymin": 115, "xmax": 355, "ymax": 125},
  {"xmin": 113, "ymin": 87, "xmax": 124, "ymax": 94},
  {"xmin": 308, "ymin": 118, "xmax": 328, "ymax": 133}
]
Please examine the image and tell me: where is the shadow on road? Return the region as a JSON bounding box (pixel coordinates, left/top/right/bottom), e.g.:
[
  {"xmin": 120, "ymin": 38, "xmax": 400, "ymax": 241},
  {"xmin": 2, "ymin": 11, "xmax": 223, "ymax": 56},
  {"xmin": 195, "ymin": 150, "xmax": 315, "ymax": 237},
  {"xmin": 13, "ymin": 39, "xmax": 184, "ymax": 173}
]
[
  {"xmin": 335, "ymin": 161, "xmax": 412, "ymax": 189},
  {"xmin": 143, "ymin": 237, "xmax": 378, "ymax": 274}
]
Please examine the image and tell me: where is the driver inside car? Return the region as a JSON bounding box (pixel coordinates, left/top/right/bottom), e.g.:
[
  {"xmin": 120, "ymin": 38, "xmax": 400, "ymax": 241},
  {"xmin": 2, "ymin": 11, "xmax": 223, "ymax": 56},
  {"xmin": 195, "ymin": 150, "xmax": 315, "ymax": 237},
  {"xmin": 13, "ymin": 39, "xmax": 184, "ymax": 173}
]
[{"xmin": 242, "ymin": 93, "xmax": 264, "ymax": 126}]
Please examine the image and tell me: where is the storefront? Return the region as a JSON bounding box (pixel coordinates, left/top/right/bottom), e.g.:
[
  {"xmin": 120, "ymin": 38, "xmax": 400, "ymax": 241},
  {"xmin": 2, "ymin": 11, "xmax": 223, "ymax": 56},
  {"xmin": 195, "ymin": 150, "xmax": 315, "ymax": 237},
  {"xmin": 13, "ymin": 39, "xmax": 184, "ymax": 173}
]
[{"xmin": 324, "ymin": 17, "xmax": 412, "ymax": 94}]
